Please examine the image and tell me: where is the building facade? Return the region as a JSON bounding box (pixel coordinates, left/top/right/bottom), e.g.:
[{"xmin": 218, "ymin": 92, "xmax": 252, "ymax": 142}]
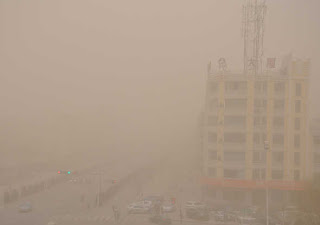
[
  {"xmin": 310, "ymin": 119, "xmax": 320, "ymax": 184},
  {"xmin": 201, "ymin": 55, "xmax": 311, "ymax": 207}
]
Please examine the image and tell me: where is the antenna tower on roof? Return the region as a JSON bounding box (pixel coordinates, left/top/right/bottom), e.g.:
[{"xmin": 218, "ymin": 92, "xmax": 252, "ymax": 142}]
[{"xmin": 242, "ymin": 0, "xmax": 267, "ymax": 75}]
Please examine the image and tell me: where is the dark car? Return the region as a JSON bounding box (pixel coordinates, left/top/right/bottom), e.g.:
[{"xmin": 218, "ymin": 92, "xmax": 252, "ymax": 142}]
[
  {"xmin": 186, "ymin": 208, "xmax": 210, "ymax": 221},
  {"xmin": 149, "ymin": 214, "xmax": 172, "ymax": 225},
  {"xmin": 18, "ymin": 202, "xmax": 32, "ymax": 213}
]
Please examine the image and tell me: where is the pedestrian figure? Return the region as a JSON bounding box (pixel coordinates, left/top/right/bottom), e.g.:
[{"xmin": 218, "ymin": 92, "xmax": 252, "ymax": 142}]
[{"xmin": 112, "ymin": 205, "xmax": 120, "ymax": 222}]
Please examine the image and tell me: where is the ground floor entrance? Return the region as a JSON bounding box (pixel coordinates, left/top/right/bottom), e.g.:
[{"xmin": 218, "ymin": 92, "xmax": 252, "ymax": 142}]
[{"xmin": 202, "ymin": 186, "xmax": 303, "ymax": 210}]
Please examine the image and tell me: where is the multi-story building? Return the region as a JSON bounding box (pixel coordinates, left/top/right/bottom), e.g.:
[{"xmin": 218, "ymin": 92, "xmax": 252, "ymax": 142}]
[
  {"xmin": 310, "ymin": 119, "xmax": 320, "ymax": 184},
  {"xmin": 201, "ymin": 55, "xmax": 311, "ymax": 207}
]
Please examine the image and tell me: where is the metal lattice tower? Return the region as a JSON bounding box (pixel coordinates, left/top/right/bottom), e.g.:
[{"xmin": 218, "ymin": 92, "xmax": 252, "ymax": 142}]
[{"xmin": 242, "ymin": 0, "xmax": 267, "ymax": 75}]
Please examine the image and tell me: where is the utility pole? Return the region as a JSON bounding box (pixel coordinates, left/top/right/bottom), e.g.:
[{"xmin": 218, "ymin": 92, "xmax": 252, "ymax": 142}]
[
  {"xmin": 264, "ymin": 140, "xmax": 270, "ymax": 225},
  {"xmin": 98, "ymin": 170, "xmax": 102, "ymax": 207},
  {"xmin": 92, "ymin": 170, "xmax": 104, "ymax": 207}
]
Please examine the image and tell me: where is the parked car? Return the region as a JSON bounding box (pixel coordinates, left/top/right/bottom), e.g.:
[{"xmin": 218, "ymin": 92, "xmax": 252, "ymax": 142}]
[
  {"xmin": 185, "ymin": 201, "xmax": 206, "ymax": 210},
  {"xmin": 236, "ymin": 216, "xmax": 256, "ymax": 225},
  {"xmin": 127, "ymin": 204, "xmax": 151, "ymax": 214},
  {"xmin": 18, "ymin": 202, "xmax": 32, "ymax": 213},
  {"xmin": 212, "ymin": 210, "xmax": 237, "ymax": 222},
  {"xmin": 186, "ymin": 207, "xmax": 210, "ymax": 221},
  {"xmin": 213, "ymin": 211, "xmax": 225, "ymax": 221},
  {"xmin": 162, "ymin": 201, "xmax": 176, "ymax": 213}
]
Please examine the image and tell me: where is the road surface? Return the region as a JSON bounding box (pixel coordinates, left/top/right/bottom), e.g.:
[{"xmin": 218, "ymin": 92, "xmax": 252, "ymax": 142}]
[{"xmin": 0, "ymin": 157, "xmax": 154, "ymax": 225}]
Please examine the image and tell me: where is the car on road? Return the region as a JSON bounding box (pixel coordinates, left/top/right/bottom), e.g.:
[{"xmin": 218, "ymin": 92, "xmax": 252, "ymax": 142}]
[
  {"xmin": 213, "ymin": 211, "xmax": 225, "ymax": 221},
  {"xmin": 18, "ymin": 202, "xmax": 32, "ymax": 213},
  {"xmin": 128, "ymin": 200, "xmax": 153, "ymax": 208},
  {"xmin": 149, "ymin": 214, "xmax": 172, "ymax": 225},
  {"xmin": 185, "ymin": 201, "xmax": 206, "ymax": 210},
  {"xmin": 162, "ymin": 201, "xmax": 176, "ymax": 213},
  {"xmin": 236, "ymin": 216, "xmax": 257, "ymax": 225},
  {"xmin": 127, "ymin": 204, "xmax": 151, "ymax": 214},
  {"xmin": 186, "ymin": 207, "xmax": 210, "ymax": 221}
]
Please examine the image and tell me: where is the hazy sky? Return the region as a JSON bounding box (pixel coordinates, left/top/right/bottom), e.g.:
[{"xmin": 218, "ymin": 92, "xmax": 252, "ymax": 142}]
[{"xmin": 1, "ymin": 0, "xmax": 319, "ymax": 165}]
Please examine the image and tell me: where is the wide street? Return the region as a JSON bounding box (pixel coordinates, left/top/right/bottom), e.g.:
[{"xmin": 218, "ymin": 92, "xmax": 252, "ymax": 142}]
[
  {"xmin": 48, "ymin": 156, "xmax": 217, "ymax": 225},
  {"xmin": 0, "ymin": 156, "xmax": 158, "ymax": 225},
  {"xmin": 0, "ymin": 153, "xmax": 218, "ymax": 225}
]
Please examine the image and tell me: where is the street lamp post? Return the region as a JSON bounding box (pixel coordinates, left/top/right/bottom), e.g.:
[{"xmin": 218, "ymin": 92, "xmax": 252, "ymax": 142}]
[
  {"xmin": 264, "ymin": 140, "xmax": 270, "ymax": 225},
  {"xmin": 92, "ymin": 170, "xmax": 104, "ymax": 207}
]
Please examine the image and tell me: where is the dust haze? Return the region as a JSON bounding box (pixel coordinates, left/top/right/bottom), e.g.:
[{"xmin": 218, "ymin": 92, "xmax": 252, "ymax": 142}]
[
  {"xmin": 1, "ymin": 0, "xmax": 319, "ymax": 165},
  {"xmin": 0, "ymin": 1, "xmax": 320, "ymax": 224}
]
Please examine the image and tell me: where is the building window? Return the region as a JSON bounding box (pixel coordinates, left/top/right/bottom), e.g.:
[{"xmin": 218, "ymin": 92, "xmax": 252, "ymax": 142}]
[
  {"xmin": 294, "ymin": 152, "xmax": 300, "ymax": 166},
  {"xmin": 254, "ymin": 116, "xmax": 266, "ymax": 127},
  {"xmin": 294, "ymin": 134, "xmax": 300, "ymax": 148},
  {"xmin": 254, "ymin": 81, "xmax": 267, "ymax": 93},
  {"xmin": 224, "ymin": 152, "xmax": 246, "ymax": 162},
  {"xmin": 225, "ymin": 99, "xmax": 247, "ymax": 109},
  {"xmin": 224, "ymin": 133, "xmax": 246, "ymax": 143},
  {"xmin": 273, "ymin": 117, "xmax": 284, "ymax": 128},
  {"xmin": 253, "ymin": 133, "xmax": 266, "ymax": 145},
  {"xmin": 224, "ymin": 116, "xmax": 246, "ymax": 127},
  {"xmin": 294, "ymin": 170, "xmax": 300, "ymax": 181},
  {"xmin": 272, "ymin": 170, "xmax": 283, "ymax": 179},
  {"xmin": 295, "ymin": 83, "xmax": 302, "ymax": 97},
  {"xmin": 273, "ymin": 134, "xmax": 284, "ymax": 146},
  {"xmin": 207, "ymin": 116, "xmax": 217, "ymax": 126},
  {"xmin": 208, "ymin": 167, "xmax": 216, "ymax": 177},
  {"xmin": 295, "ymin": 100, "xmax": 301, "ymax": 113},
  {"xmin": 252, "ymin": 168, "xmax": 266, "ymax": 180},
  {"xmin": 272, "ymin": 152, "xmax": 284, "ymax": 164},
  {"xmin": 208, "ymin": 150, "xmax": 217, "ymax": 160},
  {"xmin": 274, "ymin": 100, "xmax": 285, "ymax": 110},
  {"xmin": 254, "ymin": 99, "xmax": 267, "ymax": 108},
  {"xmin": 294, "ymin": 118, "xmax": 300, "ymax": 130},
  {"xmin": 224, "ymin": 169, "xmax": 245, "ymax": 179},
  {"xmin": 274, "ymin": 82, "xmax": 285, "ymax": 93},
  {"xmin": 254, "ymin": 99, "xmax": 267, "ymax": 114},
  {"xmin": 253, "ymin": 152, "xmax": 266, "ymax": 163},
  {"xmin": 225, "ymin": 81, "xmax": 247, "ymax": 92}
]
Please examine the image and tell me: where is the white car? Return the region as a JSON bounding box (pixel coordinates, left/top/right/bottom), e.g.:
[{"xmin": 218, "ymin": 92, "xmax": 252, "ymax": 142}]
[
  {"xmin": 127, "ymin": 204, "xmax": 151, "ymax": 214},
  {"xmin": 185, "ymin": 201, "xmax": 206, "ymax": 210},
  {"xmin": 237, "ymin": 216, "xmax": 256, "ymax": 225},
  {"xmin": 162, "ymin": 202, "xmax": 176, "ymax": 213}
]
